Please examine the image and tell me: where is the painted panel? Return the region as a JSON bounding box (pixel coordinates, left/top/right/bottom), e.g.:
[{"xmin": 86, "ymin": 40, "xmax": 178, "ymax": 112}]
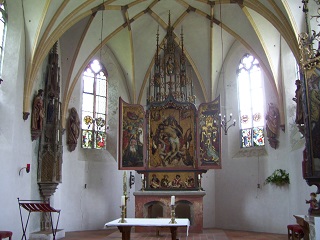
[
  {"xmin": 198, "ymin": 96, "xmax": 221, "ymax": 169},
  {"xmin": 118, "ymin": 97, "xmax": 145, "ymax": 170},
  {"xmin": 147, "ymin": 96, "xmax": 197, "ymax": 170}
]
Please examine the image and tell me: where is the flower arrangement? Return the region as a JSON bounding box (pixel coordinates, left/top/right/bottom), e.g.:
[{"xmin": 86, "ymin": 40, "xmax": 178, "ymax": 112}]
[{"xmin": 264, "ymin": 169, "xmax": 290, "ymax": 186}]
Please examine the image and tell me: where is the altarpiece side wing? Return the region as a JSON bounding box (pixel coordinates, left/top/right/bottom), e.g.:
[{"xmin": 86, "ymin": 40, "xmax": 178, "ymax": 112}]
[
  {"xmin": 198, "ymin": 96, "xmax": 222, "ymax": 169},
  {"xmin": 118, "ymin": 97, "xmax": 146, "ymax": 170}
]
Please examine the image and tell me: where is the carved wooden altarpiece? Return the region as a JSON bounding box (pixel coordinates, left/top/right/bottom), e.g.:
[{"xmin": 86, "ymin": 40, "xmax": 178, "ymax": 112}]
[
  {"xmin": 119, "ymin": 14, "xmax": 222, "ymax": 232},
  {"xmin": 37, "ymin": 42, "xmax": 63, "ymax": 230},
  {"xmin": 118, "ymin": 15, "xmax": 222, "ymax": 192},
  {"xmin": 297, "ymin": 1, "xmax": 320, "ymax": 193}
]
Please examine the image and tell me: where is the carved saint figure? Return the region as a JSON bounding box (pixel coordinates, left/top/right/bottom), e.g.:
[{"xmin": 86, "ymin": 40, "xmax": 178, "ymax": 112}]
[
  {"xmin": 166, "ymin": 55, "xmax": 175, "ymax": 75},
  {"xmin": 171, "ymin": 174, "xmax": 183, "ymax": 188},
  {"xmin": 266, "ymin": 103, "xmax": 280, "ymax": 149},
  {"xmin": 31, "ymin": 89, "xmax": 45, "ymax": 131},
  {"xmin": 150, "ymin": 174, "xmax": 160, "ymax": 188},
  {"xmin": 292, "ymin": 79, "xmax": 304, "ymax": 125},
  {"xmin": 67, "ymin": 107, "xmax": 80, "ymax": 151},
  {"xmin": 160, "ymin": 174, "xmax": 170, "ymax": 188}
]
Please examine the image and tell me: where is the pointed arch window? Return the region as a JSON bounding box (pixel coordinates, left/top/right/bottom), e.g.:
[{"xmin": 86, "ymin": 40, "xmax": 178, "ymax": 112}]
[
  {"xmin": 237, "ymin": 54, "xmax": 265, "ymax": 148},
  {"xmin": 0, "ymin": 1, "xmax": 7, "ymax": 76},
  {"xmin": 81, "ymin": 60, "xmax": 108, "ymax": 149}
]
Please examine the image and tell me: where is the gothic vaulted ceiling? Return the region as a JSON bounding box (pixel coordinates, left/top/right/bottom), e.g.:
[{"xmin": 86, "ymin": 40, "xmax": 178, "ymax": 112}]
[{"xmin": 21, "ymin": 0, "xmax": 304, "ymax": 126}]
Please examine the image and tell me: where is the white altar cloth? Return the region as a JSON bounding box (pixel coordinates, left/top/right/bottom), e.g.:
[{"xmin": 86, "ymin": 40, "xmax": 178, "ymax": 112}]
[{"xmin": 105, "ymin": 218, "xmax": 190, "ymax": 236}]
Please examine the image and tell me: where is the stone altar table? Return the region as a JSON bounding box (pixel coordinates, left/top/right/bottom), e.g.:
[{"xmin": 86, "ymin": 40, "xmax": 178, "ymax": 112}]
[
  {"xmin": 133, "ymin": 191, "xmax": 205, "ymax": 233},
  {"xmin": 105, "ymin": 218, "xmax": 190, "ymax": 240}
]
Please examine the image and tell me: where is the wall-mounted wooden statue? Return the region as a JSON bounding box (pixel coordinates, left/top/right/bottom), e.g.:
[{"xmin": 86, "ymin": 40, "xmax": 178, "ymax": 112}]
[
  {"xmin": 266, "ymin": 103, "xmax": 280, "ymax": 149},
  {"xmin": 293, "ymin": 79, "xmax": 305, "ymax": 135},
  {"xmin": 31, "ymin": 89, "xmax": 45, "ymax": 140},
  {"xmin": 298, "ymin": 1, "xmax": 320, "ymax": 193},
  {"xmin": 67, "ymin": 107, "xmax": 80, "ymax": 152}
]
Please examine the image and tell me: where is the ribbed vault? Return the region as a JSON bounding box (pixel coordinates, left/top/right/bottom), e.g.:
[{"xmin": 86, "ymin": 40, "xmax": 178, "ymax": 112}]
[{"xmin": 21, "ymin": 0, "xmax": 301, "ymax": 128}]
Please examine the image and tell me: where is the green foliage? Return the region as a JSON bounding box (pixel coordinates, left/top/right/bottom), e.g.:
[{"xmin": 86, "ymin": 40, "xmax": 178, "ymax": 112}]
[{"xmin": 265, "ymin": 169, "xmax": 290, "ymax": 186}]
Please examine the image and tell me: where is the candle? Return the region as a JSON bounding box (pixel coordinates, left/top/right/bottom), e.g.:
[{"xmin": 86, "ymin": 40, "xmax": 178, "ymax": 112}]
[
  {"xmin": 26, "ymin": 164, "xmax": 30, "ymax": 173},
  {"xmin": 142, "ymin": 174, "xmax": 144, "ymax": 180},
  {"xmin": 171, "ymin": 196, "xmax": 175, "ymax": 205},
  {"xmin": 198, "ymin": 174, "xmax": 201, "ymax": 180},
  {"xmin": 121, "ymin": 195, "xmax": 126, "ymax": 206}
]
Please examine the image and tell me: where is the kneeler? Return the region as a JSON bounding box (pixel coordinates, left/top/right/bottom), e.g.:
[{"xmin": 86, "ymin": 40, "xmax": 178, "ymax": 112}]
[
  {"xmin": 18, "ymin": 198, "xmax": 61, "ymax": 240},
  {"xmin": 0, "ymin": 231, "xmax": 12, "ymax": 240},
  {"xmin": 287, "ymin": 224, "xmax": 304, "ymax": 240}
]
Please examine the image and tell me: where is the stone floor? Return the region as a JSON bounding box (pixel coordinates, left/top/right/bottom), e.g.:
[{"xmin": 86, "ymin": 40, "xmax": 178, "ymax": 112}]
[{"xmin": 61, "ymin": 228, "xmax": 288, "ymax": 240}]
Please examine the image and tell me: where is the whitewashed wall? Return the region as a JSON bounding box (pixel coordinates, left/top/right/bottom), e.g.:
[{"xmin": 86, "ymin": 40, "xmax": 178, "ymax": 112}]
[
  {"xmin": 211, "ymin": 40, "xmax": 317, "ymax": 234},
  {"xmin": 0, "ymin": 0, "xmax": 132, "ymax": 236},
  {"xmin": 53, "ymin": 44, "xmax": 132, "ymax": 231},
  {"xmin": 0, "ymin": 0, "xmax": 36, "ymax": 238}
]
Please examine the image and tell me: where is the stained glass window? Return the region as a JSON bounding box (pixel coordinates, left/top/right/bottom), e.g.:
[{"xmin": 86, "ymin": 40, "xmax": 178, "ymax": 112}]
[
  {"xmin": 237, "ymin": 54, "xmax": 265, "ymax": 148},
  {"xmin": 81, "ymin": 60, "xmax": 108, "ymax": 149},
  {"xmin": 0, "ymin": 2, "xmax": 7, "ymax": 75}
]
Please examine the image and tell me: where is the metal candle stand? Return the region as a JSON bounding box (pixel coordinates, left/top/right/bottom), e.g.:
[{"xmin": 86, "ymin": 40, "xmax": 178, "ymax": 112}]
[
  {"xmin": 119, "ymin": 205, "xmax": 127, "ymax": 223},
  {"xmin": 169, "ymin": 205, "xmax": 177, "ymax": 224},
  {"xmin": 198, "ymin": 176, "xmax": 203, "ymax": 191},
  {"xmin": 141, "ymin": 179, "xmax": 145, "ymax": 192}
]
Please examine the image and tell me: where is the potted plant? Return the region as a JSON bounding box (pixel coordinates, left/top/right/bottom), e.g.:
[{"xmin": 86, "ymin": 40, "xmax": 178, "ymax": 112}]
[{"xmin": 265, "ymin": 169, "xmax": 290, "ymax": 186}]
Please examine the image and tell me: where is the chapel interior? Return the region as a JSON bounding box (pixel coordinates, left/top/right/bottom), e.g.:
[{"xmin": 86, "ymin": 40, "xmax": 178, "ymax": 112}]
[{"xmin": 1, "ymin": 0, "xmax": 320, "ymax": 239}]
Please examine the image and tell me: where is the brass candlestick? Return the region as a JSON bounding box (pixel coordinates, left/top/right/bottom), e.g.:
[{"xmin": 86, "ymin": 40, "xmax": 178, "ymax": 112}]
[
  {"xmin": 119, "ymin": 205, "xmax": 127, "ymax": 223},
  {"xmin": 169, "ymin": 205, "xmax": 177, "ymax": 224},
  {"xmin": 124, "ymin": 195, "xmax": 129, "ymax": 218}
]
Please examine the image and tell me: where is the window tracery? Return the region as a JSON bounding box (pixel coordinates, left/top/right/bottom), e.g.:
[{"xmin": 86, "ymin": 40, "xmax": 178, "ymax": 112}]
[
  {"xmin": 0, "ymin": 1, "xmax": 7, "ymax": 77},
  {"xmin": 237, "ymin": 54, "xmax": 265, "ymax": 148},
  {"xmin": 81, "ymin": 60, "xmax": 108, "ymax": 149}
]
